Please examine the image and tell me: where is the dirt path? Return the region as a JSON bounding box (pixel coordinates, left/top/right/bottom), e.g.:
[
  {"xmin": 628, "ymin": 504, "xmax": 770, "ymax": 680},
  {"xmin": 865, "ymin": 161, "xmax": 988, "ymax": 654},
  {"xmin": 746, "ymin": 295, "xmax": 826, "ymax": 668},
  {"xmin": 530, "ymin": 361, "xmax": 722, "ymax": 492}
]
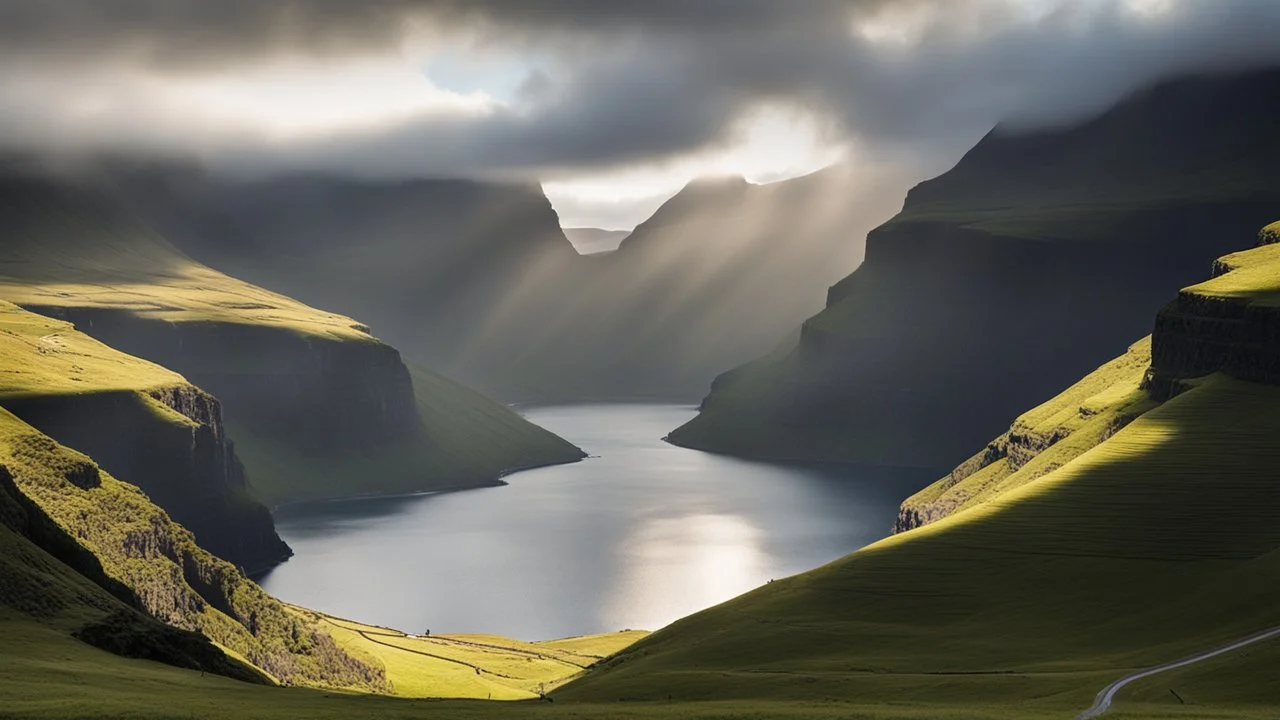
[{"xmin": 1076, "ymin": 626, "xmax": 1280, "ymax": 719}]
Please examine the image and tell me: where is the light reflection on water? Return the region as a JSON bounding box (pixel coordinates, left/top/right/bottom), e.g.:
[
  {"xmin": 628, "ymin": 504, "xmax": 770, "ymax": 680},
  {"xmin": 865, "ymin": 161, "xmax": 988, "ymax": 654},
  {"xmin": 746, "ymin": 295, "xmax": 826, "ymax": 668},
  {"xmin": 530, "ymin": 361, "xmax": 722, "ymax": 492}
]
[
  {"xmin": 258, "ymin": 404, "xmax": 936, "ymax": 640},
  {"xmin": 604, "ymin": 513, "xmax": 770, "ymax": 632}
]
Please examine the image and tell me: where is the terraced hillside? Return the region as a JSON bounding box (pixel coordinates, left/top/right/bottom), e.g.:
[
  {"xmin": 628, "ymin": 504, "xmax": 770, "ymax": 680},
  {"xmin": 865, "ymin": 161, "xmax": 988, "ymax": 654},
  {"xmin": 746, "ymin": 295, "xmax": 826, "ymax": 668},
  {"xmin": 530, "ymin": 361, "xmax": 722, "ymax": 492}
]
[
  {"xmin": 0, "ymin": 170, "xmax": 584, "ymax": 508},
  {"xmin": 670, "ymin": 68, "xmax": 1280, "ymax": 469},
  {"xmin": 560, "ymin": 228, "xmax": 1280, "ymax": 718}
]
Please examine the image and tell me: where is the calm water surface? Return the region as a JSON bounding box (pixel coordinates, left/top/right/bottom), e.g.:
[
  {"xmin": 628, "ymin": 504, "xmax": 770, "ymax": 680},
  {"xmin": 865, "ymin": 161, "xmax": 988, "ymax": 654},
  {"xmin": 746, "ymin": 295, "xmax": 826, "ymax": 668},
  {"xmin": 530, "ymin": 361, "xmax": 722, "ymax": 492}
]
[{"xmin": 258, "ymin": 404, "xmax": 935, "ymax": 640}]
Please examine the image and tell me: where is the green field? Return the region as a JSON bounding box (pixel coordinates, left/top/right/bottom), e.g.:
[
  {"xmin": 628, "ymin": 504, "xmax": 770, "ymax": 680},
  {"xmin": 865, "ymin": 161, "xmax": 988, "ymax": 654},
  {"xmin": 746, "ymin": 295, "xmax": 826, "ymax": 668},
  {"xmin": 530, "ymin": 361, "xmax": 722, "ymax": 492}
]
[
  {"xmin": 293, "ymin": 608, "xmax": 647, "ymax": 700},
  {"xmin": 0, "ymin": 300, "xmax": 186, "ymax": 400},
  {"xmin": 2, "ymin": 604, "xmax": 1276, "ymax": 720}
]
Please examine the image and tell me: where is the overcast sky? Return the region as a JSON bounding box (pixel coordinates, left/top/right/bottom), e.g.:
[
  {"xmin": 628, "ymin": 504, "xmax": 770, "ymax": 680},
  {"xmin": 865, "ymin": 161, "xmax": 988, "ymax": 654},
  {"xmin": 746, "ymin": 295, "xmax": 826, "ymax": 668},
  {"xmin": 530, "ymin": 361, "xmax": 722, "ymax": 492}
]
[{"xmin": 2, "ymin": 0, "xmax": 1279, "ymax": 228}]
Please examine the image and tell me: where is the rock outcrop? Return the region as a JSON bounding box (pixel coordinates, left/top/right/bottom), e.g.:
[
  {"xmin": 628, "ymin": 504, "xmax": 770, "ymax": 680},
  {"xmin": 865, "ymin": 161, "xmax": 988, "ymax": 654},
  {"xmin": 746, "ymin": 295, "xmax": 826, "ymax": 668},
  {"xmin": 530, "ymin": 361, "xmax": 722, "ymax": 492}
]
[{"xmin": 4, "ymin": 384, "xmax": 289, "ymax": 571}]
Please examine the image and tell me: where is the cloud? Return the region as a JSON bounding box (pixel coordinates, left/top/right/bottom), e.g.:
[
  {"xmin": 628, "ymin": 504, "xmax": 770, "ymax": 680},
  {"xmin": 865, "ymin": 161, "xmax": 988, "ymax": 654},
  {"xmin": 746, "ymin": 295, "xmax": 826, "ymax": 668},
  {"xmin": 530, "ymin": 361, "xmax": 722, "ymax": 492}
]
[{"xmin": 0, "ymin": 0, "xmax": 1279, "ymax": 187}]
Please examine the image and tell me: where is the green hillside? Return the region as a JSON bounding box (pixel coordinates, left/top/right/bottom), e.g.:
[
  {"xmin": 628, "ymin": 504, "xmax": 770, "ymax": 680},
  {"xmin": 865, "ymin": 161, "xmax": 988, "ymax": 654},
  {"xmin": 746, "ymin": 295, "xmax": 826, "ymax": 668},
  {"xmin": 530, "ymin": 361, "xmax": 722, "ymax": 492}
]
[
  {"xmin": 0, "ymin": 172, "xmax": 583, "ymax": 512},
  {"xmin": 559, "ymin": 231, "xmax": 1280, "ymax": 718},
  {"xmin": 0, "ymin": 399, "xmax": 386, "ymax": 691},
  {"xmin": 0, "ymin": 296, "xmax": 288, "ymax": 570},
  {"xmin": 670, "ymin": 69, "xmax": 1280, "ymax": 470}
]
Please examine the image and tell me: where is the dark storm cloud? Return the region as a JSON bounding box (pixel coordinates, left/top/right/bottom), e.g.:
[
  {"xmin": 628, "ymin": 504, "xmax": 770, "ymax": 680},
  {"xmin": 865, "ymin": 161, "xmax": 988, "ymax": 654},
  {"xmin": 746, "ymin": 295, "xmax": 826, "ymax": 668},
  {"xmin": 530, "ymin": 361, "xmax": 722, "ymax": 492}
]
[
  {"xmin": 0, "ymin": 1, "xmax": 857, "ymax": 68},
  {"xmin": 1, "ymin": 0, "xmax": 1280, "ymax": 178}
]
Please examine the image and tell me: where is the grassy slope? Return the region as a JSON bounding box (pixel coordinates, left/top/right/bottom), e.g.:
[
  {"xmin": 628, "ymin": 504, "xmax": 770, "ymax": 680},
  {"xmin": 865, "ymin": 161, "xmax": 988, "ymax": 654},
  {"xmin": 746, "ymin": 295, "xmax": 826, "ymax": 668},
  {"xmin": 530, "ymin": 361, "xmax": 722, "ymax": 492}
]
[
  {"xmin": 234, "ymin": 365, "xmax": 583, "ymax": 506},
  {"xmin": 898, "ymin": 338, "xmax": 1157, "ymax": 527},
  {"xmin": 0, "ymin": 300, "xmax": 188, "ymax": 399},
  {"xmin": 4, "ymin": 606, "xmax": 1265, "ymax": 720},
  {"xmin": 293, "ymin": 608, "xmax": 646, "ymax": 700},
  {"xmin": 0, "ymin": 402, "xmax": 386, "ymax": 691},
  {"xmin": 0, "ymin": 177, "xmax": 370, "ymax": 343}
]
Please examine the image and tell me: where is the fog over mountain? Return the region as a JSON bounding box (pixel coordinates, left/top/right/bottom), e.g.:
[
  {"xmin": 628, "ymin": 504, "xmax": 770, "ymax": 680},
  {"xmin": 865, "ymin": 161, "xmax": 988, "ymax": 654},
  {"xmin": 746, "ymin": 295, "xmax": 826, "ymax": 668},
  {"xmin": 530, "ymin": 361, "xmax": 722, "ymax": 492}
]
[{"xmin": 4, "ymin": 0, "xmax": 1280, "ymax": 218}]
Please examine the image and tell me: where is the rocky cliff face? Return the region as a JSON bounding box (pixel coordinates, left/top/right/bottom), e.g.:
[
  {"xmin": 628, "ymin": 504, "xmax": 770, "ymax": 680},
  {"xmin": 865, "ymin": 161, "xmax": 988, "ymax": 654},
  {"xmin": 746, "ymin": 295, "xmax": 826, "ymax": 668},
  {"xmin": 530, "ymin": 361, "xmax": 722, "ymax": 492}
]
[
  {"xmin": 1148, "ymin": 237, "xmax": 1280, "ymax": 397},
  {"xmin": 670, "ymin": 68, "xmax": 1280, "ymax": 470},
  {"xmin": 26, "ymin": 306, "xmax": 420, "ymax": 453},
  {"xmin": 4, "ymin": 383, "xmax": 289, "ymax": 572}
]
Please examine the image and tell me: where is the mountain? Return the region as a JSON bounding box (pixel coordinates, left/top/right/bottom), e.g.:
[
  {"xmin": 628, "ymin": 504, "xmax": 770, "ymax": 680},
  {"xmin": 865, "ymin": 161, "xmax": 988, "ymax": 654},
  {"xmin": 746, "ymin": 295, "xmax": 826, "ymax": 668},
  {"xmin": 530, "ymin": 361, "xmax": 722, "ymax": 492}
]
[
  {"xmin": 0, "ymin": 169, "xmax": 584, "ymax": 513},
  {"xmin": 112, "ymin": 170, "xmax": 585, "ymax": 398},
  {"xmin": 109, "ymin": 163, "xmax": 906, "ymax": 402},
  {"xmin": 500, "ymin": 167, "xmax": 910, "ymax": 400},
  {"xmin": 0, "ymin": 299, "xmax": 386, "ymax": 691},
  {"xmin": 557, "ymin": 221, "xmax": 1280, "ymax": 717},
  {"xmin": 562, "ymin": 227, "xmax": 630, "ymax": 254},
  {"xmin": 669, "ymin": 68, "xmax": 1280, "ymax": 469}
]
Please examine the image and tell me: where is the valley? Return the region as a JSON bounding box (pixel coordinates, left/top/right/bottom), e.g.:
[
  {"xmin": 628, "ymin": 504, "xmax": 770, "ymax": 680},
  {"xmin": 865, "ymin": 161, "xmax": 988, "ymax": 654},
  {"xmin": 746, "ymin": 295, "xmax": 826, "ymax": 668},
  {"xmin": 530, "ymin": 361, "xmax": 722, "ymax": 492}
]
[{"xmin": 0, "ymin": 26, "xmax": 1278, "ymax": 720}]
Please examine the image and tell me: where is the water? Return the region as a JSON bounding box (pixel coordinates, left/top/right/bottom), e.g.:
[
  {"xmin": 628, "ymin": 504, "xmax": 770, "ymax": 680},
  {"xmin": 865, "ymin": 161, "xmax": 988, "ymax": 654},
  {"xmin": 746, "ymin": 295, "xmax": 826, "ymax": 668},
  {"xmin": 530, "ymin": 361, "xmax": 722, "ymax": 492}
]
[{"xmin": 258, "ymin": 404, "xmax": 936, "ymax": 641}]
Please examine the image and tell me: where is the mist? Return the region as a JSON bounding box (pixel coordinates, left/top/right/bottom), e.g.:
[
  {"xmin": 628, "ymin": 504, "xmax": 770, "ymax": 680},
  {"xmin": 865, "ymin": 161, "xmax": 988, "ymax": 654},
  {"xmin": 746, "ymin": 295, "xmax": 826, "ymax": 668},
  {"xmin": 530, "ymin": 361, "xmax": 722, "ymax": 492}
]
[{"xmin": 3, "ymin": 0, "xmax": 1280, "ymax": 201}]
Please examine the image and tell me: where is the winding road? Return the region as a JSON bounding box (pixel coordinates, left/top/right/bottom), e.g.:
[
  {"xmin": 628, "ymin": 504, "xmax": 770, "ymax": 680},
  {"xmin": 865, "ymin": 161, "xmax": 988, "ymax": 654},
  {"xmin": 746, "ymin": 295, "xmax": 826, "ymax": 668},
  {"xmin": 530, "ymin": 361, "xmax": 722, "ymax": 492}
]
[{"xmin": 1076, "ymin": 625, "xmax": 1280, "ymax": 719}]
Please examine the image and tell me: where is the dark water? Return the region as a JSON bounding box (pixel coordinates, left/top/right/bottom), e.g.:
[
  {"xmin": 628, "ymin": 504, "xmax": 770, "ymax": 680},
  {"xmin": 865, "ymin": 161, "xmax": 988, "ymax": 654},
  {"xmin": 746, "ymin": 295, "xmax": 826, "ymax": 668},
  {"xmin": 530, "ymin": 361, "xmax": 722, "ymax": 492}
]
[{"xmin": 258, "ymin": 404, "xmax": 935, "ymax": 641}]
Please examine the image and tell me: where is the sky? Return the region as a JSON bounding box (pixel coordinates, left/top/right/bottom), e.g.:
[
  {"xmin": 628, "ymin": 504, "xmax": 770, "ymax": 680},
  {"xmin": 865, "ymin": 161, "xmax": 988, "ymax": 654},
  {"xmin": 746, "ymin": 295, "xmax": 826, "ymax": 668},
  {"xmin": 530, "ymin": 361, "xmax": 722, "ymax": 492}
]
[{"xmin": 1, "ymin": 0, "xmax": 1280, "ymax": 228}]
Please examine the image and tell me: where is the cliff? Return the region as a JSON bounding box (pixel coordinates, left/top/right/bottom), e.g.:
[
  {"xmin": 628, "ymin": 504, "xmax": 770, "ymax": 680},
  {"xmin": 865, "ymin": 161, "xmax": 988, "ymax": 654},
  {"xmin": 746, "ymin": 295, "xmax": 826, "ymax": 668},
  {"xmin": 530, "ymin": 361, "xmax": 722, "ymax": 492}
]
[
  {"xmin": 0, "ymin": 301, "xmax": 287, "ymax": 570},
  {"xmin": 0, "ymin": 299, "xmax": 382, "ymax": 687},
  {"xmin": 0, "ymin": 465, "xmax": 269, "ymax": 685},
  {"xmin": 0, "ymin": 403, "xmax": 387, "ymax": 690},
  {"xmin": 899, "ymin": 222, "xmax": 1280, "ymax": 531},
  {"xmin": 669, "ymin": 68, "xmax": 1280, "ymax": 469},
  {"xmin": 0, "ymin": 172, "xmax": 583, "ymax": 509}
]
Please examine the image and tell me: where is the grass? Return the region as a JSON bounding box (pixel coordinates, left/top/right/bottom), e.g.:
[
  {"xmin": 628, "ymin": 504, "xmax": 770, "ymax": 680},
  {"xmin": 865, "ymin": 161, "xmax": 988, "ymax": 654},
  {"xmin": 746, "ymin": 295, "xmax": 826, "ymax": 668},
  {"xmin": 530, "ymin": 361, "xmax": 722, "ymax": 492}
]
[
  {"xmin": 0, "ymin": 300, "xmax": 185, "ymax": 400},
  {"xmin": 899, "ymin": 337, "xmax": 1157, "ymax": 526},
  {"xmin": 234, "ymin": 365, "xmax": 584, "ymax": 506},
  {"xmin": 291, "ymin": 607, "xmax": 646, "ymax": 700},
  {"xmin": 7, "ymin": 608, "xmax": 1272, "ymax": 720},
  {"xmin": 3, "ymin": 288, "xmax": 1279, "ymax": 717},
  {"xmin": 0, "ymin": 405, "xmax": 387, "ymax": 691},
  {"xmin": 0, "ymin": 177, "xmax": 372, "ymax": 342},
  {"xmin": 1188, "ymin": 241, "xmax": 1280, "ymax": 306}
]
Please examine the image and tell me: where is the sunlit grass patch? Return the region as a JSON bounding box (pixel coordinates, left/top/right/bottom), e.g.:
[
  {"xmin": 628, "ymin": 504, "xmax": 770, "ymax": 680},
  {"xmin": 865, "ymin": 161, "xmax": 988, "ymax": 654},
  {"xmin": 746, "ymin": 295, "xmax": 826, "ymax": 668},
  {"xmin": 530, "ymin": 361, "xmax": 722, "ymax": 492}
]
[{"xmin": 290, "ymin": 608, "xmax": 647, "ymax": 700}]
